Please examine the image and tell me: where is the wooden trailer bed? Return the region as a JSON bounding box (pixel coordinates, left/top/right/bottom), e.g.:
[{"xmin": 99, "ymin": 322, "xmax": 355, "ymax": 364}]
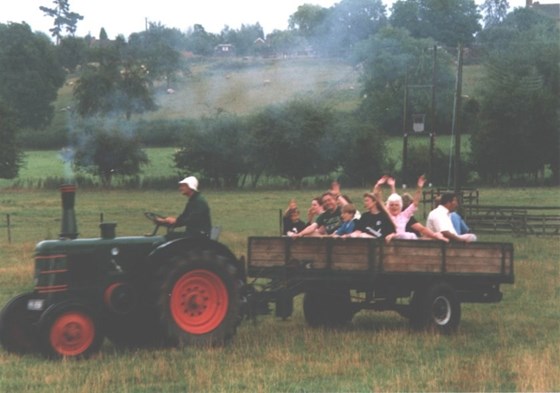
[{"xmin": 247, "ymin": 237, "xmax": 513, "ymax": 280}]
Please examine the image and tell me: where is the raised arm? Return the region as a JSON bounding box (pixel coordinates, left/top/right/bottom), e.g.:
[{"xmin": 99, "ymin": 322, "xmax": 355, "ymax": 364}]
[
  {"xmin": 386, "ymin": 177, "xmax": 396, "ymax": 194},
  {"xmin": 373, "ymin": 175, "xmax": 388, "ymax": 200},
  {"xmin": 284, "ymin": 198, "xmax": 297, "ymax": 216},
  {"xmin": 412, "ymin": 175, "xmax": 426, "ymax": 207}
]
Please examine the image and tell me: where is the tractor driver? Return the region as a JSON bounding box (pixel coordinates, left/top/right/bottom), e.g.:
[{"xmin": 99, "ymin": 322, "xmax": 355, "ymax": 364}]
[{"xmin": 157, "ymin": 176, "xmax": 212, "ymax": 238}]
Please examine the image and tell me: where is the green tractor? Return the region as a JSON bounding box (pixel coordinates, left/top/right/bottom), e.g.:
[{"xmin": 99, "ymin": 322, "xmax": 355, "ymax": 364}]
[{"xmin": 0, "ymin": 185, "xmax": 246, "ymax": 358}]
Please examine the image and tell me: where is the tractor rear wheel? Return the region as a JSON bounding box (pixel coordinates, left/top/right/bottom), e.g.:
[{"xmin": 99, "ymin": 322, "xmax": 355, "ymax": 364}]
[
  {"xmin": 155, "ymin": 250, "xmax": 240, "ymax": 347},
  {"xmin": 0, "ymin": 292, "xmax": 38, "ymax": 354},
  {"xmin": 38, "ymin": 301, "xmax": 104, "ymax": 359}
]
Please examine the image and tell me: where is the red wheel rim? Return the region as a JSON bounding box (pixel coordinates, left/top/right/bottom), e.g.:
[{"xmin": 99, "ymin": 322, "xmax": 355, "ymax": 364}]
[
  {"xmin": 170, "ymin": 269, "xmax": 229, "ymax": 334},
  {"xmin": 49, "ymin": 311, "xmax": 95, "ymax": 356}
]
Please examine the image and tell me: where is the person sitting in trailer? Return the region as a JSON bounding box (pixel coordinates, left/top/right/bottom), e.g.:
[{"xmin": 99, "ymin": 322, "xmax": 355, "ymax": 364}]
[
  {"xmin": 291, "ymin": 192, "xmax": 342, "ymax": 237},
  {"xmin": 282, "ymin": 204, "xmax": 307, "ymax": 236},
  {"xmin": 426, "ymin": 192, "xmax": 477, "ymax": 242},
  {"xmin": 349, "ymin": 192, "xmax": 395, "ymax": 239}
]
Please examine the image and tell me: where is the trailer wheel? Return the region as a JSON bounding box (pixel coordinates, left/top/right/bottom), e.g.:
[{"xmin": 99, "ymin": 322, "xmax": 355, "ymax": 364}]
[
  {"xmin": 0, "ymin": 293, "xmax": 38, "ymax": 354},
  {"xmin": 156, "ymin": 251, "xmax": 240, "ymax": 347},
  {"xmin": 410, "ymin": 282, "xmax": 461, "ymax": 334},
  {"xmin": 303, "ymin": 287, "xmax": 353, "ymax": 327},
  {"xmin": 38, "ymin": 302, "xmax": 104, "ymax": 359}
]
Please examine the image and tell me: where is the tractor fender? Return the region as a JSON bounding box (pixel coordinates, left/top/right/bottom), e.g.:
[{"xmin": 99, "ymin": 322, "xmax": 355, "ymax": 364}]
[{"xmin": 148, "ymin": 237, "xmax": 244, "ymax": 278}]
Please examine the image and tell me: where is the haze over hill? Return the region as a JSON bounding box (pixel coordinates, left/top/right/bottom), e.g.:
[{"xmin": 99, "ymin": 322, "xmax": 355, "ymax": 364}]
[
  {"xmin": 55, "ymin": 57, "xmax": 362, "ymax": 124},
  {"xmin": 154, "ymin": 59, "xmax": 360, "ymax": 118}
]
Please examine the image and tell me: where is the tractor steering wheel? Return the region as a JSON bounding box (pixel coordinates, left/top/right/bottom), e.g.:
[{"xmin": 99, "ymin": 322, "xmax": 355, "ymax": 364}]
[
  {"xmin": 144, "ymin": 211, "xmax": 166, "ymax": 224},
  {"xmin": 144, "ymin": 212, "xmax": 172, "ymax": 235}
]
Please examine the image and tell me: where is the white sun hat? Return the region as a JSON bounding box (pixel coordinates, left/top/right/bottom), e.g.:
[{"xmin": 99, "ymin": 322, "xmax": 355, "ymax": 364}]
[{"xmin": 178, "ymin": 176, "xmax": 198, "ymax": 191}]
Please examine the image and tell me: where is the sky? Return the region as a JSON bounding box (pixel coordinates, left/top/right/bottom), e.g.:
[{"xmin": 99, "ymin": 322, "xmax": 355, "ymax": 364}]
[{"xmin": 0, "ymin": 0, "xmax": 541, "ymax": 40}]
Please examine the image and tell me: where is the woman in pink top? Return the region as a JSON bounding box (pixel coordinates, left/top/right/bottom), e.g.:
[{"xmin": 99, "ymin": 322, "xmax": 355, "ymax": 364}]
[{"xmin": 374, "ymin": 175, "xmax": 426, "ymax": 241}]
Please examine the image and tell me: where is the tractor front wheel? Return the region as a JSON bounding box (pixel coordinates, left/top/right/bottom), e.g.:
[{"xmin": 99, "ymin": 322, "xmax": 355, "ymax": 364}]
[{"xmin": 38, "ymin": 302, "xmax": 104, "ymax": 359}]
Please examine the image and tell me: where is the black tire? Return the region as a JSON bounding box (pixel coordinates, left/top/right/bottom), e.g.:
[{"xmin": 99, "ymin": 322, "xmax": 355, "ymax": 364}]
[
  {"xmin": 0, "ymin": 292, "xmax": 39, "ymax": 354},
  {"xmin": 303, "ymin": 286, "xmax": 353, "ymax": 328},
  {"xmin": 155, "ymin": 250, "xmax": 241, "ymax": 347},
  {"xmin": 38, "ymin": 301, "xmax": 104, "ymax": 359},
  {"xmin": 410, "ymin": 282, "xmax": 461, "ymax": 334}
]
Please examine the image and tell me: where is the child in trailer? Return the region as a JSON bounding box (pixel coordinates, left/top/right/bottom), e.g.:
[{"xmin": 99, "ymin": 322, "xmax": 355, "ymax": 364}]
[
  {"xmin": 332, "ymin": 204, "xmax": 357, "ymax": 237},
  {"xmin": 283, "ymin": 207, "xmax": 307, "ymax": 236}
]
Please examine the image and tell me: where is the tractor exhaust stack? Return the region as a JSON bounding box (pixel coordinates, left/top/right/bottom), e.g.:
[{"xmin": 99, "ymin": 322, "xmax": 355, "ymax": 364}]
[{"xmin": 60, "ymin": 184, "xmax": 79, "ymax": 239}]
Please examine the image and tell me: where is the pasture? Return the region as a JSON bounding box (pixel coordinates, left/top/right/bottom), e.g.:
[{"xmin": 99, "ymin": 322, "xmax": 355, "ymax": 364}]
[{"xmin": 0, "ymin": 186, "xmax": 558, "ymax": 392}]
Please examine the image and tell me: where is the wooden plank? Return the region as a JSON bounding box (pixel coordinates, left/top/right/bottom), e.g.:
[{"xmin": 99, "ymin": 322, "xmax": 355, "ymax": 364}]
[
  {"xmin": 248, "ymin": 237, "xmax": 286, "ymax": 267},
  {"xmin": 445, "ymin": 244, "xmax": 511, "ymax": 274},
  {"xmin": 382, "ymin": 243, "xmax": 442, "ymax": 272},
  {"xmin": 290, "ymin": 238, "xmax": 329, "ymax": 269},
  {"xmin": 446, "ymin": 258, "xmax": 502, "ymax": 273},
  {"xmin": 383, "ymin": 256, "xmax": 442, "ymax": 272},
  {"xmin": 445, "ymin": 247, "xmax": 503, "ymax": 259},
  {"xmin": 331, "ymin": 239, "xmax": 371, "ymax": 270}
]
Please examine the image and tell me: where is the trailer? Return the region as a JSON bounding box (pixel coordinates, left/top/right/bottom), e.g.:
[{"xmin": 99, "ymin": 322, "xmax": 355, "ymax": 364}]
[{"xmin": 247, "ymin": 237, "xmax": 514, "ymax": 333}]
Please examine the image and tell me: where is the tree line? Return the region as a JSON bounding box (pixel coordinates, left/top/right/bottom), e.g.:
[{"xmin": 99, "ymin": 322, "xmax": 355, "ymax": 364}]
[{"xmin": 0, "ymin": 0, "xmax": 558, "ymax": 187}]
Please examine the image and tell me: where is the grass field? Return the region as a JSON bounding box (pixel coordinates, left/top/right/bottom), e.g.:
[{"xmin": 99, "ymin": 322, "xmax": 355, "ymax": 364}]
[{"xmin": 0, "ymin": 187, "xmax": 558, "ymax": 392}]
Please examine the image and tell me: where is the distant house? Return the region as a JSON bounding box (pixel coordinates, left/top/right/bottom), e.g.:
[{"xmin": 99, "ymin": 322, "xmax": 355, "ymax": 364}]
[
  {"xmin": 215, "ymin": 44, "xmax": 235, "ymax": 57},
  {"xmin": 526, "ymin": 0, "xmax": 560, "ymax": 26}
]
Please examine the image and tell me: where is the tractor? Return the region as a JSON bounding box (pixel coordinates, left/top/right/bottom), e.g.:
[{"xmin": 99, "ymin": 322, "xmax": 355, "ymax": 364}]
[{"xmin": 0, "ymin": 185, "xmax": 246, "ymax": 358}]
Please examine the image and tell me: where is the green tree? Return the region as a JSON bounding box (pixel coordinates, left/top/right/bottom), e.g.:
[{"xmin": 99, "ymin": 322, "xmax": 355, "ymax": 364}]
[
  {"xmin": 73, "ymin": 41, "xmax": 157, "ymax": 120},
  {"xmin": 265, "ymin": 29, "xmax": 307, "ymax": 56},
  {"xmin": 174, "ymin": 115, "xmax": 250, "ymax": 189},
  {"xmin": 128, "ymin": 23, "xmax": 185, "ymax": 88},
  {"xmin": 334, "ymin": 114, "xmax": 389, "ymax": 186},
  {"xmin": 0, "ymin": 102, "xmax": 24, "ymax": 179},
  {"xmin": 480, "ymin": 0, "xmax": 510, "ymax": 27},
  {"xmin": 249, "ymin": 99, "xmax": 337, "ymax": 188},
  {"xmin": 57, "ymin": 36, "xmax": 88, "ymax": 72},
  {"xmin": 353, "ymin": 27, "xmax": 455, "ymax": 136},
  {"xmin": 184, "ymin": 24, "xmax": 218, "ymax": 56},
  {"xmin": 390, "ymin": 0, "xmax": 481, "ymax": 47},
  {"xmin": 320, "ymin": 0, "xmax": 388, "ymax": 56},
  {"xmin": 72, "ymin": 127, "xmax": 149, "ymax": 187},
  {"xmin": 99, "ymin": 27, "xmax": 108, "ymax": 41},
  {"xmin": 471, "ymin": 8, "xmax": 559, "ymax": 183},
  {"xmin": 289, "ymin": 4, "xmax": 330, "ymax": 38},
  {"xmin": 0, "ymin": 23, "xmax": 65, "ymax": 130},
  {"xmin": 40, "ymin": 0, "xmax": 83, "ymax": 44}
]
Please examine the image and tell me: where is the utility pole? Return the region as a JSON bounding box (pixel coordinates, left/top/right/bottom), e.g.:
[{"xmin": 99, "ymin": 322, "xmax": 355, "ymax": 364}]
[
  {"xmin": 429, "ymin": 45, "xmax": 437, "ymax": 182},
  {"xmin": 452, "ymin": 44, "xmax": 464, "ymax": 194},
  {"xmin": 402, "ymin": 70, "xmax": 409, "ymax": 185}
]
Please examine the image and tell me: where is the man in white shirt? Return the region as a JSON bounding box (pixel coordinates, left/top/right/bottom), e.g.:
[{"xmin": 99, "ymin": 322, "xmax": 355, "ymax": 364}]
[{"xmin": 426, "ymin": 193, "xmax": 477, "ymax": 243}]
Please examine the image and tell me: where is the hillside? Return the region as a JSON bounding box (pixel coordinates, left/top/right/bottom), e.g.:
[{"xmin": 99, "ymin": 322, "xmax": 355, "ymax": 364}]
[
  {"xmin": 50, "ymin": 57, "xmax": 484, "ymax": 130},
  {"xmin": 49, "ymin": 57, "xmax": 362, "ymax": 130}
]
